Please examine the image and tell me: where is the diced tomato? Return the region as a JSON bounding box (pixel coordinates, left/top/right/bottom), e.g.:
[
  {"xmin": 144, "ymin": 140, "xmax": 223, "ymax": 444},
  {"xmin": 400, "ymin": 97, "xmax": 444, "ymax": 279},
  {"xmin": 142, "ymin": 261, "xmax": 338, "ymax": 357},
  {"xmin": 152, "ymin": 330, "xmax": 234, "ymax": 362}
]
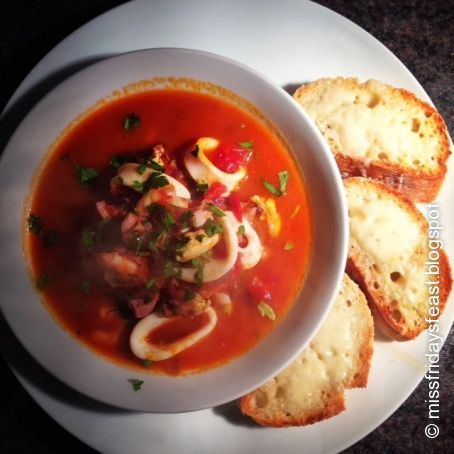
[
  {"xmin": 204, "ymin": 181, "xmax": 228, "ymax": 201},
  {"xmin": 248, "ymin": 277, "xmax": 272, "ymax": 302},
  {"xmin": 227, "ymin": 191, "xmax": 242, "ymax": 221},
  {"xmin": 208, "ymin": 143, "xmax": 251, "ymax": 173}
]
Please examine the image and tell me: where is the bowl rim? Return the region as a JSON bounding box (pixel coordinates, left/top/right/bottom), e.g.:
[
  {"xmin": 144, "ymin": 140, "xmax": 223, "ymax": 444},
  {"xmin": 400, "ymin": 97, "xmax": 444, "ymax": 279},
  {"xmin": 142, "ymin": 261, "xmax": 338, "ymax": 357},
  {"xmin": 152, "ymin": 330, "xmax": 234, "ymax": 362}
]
[{"xmin": 0, "ymin": 47, "xmax": 348, "ymax": 413}]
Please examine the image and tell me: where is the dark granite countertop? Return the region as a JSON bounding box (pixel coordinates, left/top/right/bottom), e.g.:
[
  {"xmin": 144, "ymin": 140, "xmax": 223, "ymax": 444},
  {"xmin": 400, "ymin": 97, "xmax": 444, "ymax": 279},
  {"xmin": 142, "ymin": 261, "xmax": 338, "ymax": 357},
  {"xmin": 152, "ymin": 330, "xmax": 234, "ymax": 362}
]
[{"xmin": 0, "ymin": 1, "xmax": 452, "ymax": 453}]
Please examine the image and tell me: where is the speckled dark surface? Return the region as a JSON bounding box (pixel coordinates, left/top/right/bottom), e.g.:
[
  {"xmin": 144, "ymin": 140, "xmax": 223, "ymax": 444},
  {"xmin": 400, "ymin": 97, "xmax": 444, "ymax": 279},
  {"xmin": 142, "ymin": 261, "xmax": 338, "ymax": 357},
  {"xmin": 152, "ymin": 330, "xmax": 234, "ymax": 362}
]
[{"xmin": 0, "ymin": 1, "xmax": 453, "ymax": 453}]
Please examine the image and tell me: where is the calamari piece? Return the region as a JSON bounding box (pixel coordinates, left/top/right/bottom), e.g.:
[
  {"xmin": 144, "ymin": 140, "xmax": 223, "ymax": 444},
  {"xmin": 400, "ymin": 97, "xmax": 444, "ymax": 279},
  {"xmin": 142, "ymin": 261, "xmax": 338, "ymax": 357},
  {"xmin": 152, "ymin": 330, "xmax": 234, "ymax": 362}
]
[
  {"xmin": 176, "ymin": 229, "xmax": 220, "ymax": 262},
  {"xmin": 226, "ymin": 211, "xmax": 263, "ymax": 269},
  {"xmin": 130, "ymin": 306, "xmax": 217, "ymax": 361},
  {"xmin": 115, "ymin": 163, "xmax": 191, "ymax": 199},
  {"xmin": 181, "ymin": 214, "xmax": 239, "ymax": 283},
  {"xmin": 184, "ymin": 137, "xmax": 246, "ymax": 191}
]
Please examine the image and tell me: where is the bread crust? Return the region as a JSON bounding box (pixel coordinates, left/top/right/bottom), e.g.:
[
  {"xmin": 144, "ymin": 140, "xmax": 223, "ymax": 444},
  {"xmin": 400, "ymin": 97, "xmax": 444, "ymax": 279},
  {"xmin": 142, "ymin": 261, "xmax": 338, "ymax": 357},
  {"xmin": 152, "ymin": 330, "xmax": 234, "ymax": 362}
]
[
  {"xmin": 240, "ymin": 387, "xmax": 346, "ymax": 428},
  {"xmin": 294, "ymin": 77, "xmax": 451, "ymax": 202},
  {"xmin": 240, "ymin": 274, "xmax": 373, "ymax": 427},
  {"xmin": 345, "ymin": 177, "xmax": 452, "ymax": 339}
]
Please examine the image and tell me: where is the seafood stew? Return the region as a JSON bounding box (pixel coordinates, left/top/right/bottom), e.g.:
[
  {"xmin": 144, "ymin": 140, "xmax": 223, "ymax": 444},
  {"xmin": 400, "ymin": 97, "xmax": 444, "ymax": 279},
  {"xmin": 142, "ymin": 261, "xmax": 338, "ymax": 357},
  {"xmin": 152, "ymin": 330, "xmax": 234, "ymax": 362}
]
[{"xmin": 26, "ymin": 89, "xmax": 312, "ymax": 375}]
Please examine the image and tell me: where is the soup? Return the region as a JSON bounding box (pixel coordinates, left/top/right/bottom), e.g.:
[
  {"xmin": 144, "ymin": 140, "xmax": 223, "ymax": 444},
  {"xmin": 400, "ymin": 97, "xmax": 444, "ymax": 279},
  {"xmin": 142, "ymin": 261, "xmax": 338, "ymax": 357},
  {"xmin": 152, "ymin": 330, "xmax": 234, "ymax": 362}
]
[{"xmin": 25, "ymin": 88, "xmax": 312, "ymax": 375}]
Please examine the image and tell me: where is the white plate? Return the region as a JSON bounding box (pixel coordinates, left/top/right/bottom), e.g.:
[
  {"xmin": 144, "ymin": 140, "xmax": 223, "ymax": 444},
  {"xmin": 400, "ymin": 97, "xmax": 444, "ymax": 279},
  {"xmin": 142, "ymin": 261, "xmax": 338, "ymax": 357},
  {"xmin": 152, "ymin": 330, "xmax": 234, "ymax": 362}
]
[{"xmin": 2, "ymin": 0, "xmax": 453, "ymax": 452}]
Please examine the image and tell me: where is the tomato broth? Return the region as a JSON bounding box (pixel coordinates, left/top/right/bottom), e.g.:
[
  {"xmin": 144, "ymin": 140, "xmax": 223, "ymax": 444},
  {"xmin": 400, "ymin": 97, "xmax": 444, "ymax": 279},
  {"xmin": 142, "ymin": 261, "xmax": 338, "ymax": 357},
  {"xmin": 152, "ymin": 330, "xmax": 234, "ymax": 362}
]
[{"xmin": 26, "ymin": 89, "xmax": 312, "ymax": 375}]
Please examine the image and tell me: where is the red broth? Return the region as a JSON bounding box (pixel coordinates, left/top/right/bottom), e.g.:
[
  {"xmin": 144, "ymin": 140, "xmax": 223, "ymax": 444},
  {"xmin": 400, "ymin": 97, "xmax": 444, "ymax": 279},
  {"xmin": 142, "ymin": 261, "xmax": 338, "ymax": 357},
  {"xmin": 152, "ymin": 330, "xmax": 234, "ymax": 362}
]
[{"xmin": 26, "ymin": 89, "xmax": 312, "ymax": 375}]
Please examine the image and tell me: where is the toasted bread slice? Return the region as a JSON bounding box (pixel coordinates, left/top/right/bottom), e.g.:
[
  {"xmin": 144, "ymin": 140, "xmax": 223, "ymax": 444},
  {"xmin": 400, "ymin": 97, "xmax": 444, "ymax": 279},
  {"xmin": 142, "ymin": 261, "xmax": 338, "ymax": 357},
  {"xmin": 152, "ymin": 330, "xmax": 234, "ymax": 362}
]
[
  {"xmin": 240, "ymin": 274, "xmax": 373, "ymax": 427},
  {"xmin": 345, "ymin": 177, "xmax": 452, "ymax": 339},
  {"xmin": 293, "ymin": 77, "xmax": 451, "ymax": 202}
]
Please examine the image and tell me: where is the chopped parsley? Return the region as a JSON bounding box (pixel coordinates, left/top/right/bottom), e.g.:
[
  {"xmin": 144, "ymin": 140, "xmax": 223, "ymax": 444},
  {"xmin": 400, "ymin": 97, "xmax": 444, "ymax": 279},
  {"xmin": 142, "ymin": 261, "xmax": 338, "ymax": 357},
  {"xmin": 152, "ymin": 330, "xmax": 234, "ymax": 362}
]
[
  {"xmin": 196, "ymin": 182, "xmax": 209, "ymax": 193},
  {"xmin": 43, "ymin": 230, "xmax": 59, "ymax": 246},
  {"xmin": 239, "ymin": 140, "xmax": 253, "ymax": 149},
  {"xmin": 27, "ymin": 214, "xmax": 42, "ymax": 234},
  {"xmin": 81, "ymin": 229, "xmax": 96, "ymax": 248},
  {"xmin": 143, "ymin": 172, "xmax": 169, "ymax": 192},
  {"xmin": 163, "ymin": 261, "xmax": 182, "ymax": 279},
  {"xmin": 258, "ymin": 302, "xmax": 276, "ymax": 321},
  {"xmin": 148, "ymin": 203, "xmax": 175, "ymax": 232},
  {"xmin": 137, "ymin": 163, "xmax": 147, "ymax": 175},
  {"xmin": 284, "ymin": 241, "xmax": 295, "ymax": 251},
  {"xmin": 37, "ymin": 273, "xmax": 52, "ymax": 291},
  {"xmin": 148, "ymin": 240, "xmax": 159, "ymax": 254},
  {"xmin": 133, "ymin": 172, "xmax": 169, "ymax": 193},
  {"xmin": 262, "ymin": 170, "xmax": 289, "ymax": 197},
  {"xmin": 191, "ymin": 258, "xmax": 204, "ymax": 287},
  {"xmin": 77, "ymin": 166, "xmax": 98, "ymax": 185},
  {"xmin": 191, "ymin": 144, "xmax": 200, "ymax": 157},
  {"xmin": 123, "ymin": 113, "xmax": 141, "ymax": 130},
  {"xmin": 80, "ymin": 281, "xmax": 91, "ymax": 294},
  {"xmin": 262, "ymin": 179, "xmax": 283, "ymax": 197},
  {"xmin": 145, "ymin": 157, "xmax": 165, "ymax": 172},
  {"xmin": 208, "ymin": 204, "xmax": 226, "ymax": 217},
  {"xmin": 237, "ymin": 224, "xmax": 246, "ymax": 235},
  {"xmin": 278, "ymin": 170, "xmax": 289, "ymax": 193},
  {"xmin": 143, "ymin": 359, "xmax": 154, "ymax": 368},
  {"xmin": 180, "ymin": 211, "xmax": 193, "ymax": 230},
  {"xmin": 130, "ymin": 378, "xmax": 144, "ymax": 391},
  {"xmin": 204, "ymin": 219, "xmax": 223, "ymax": 237},
  {"xmin": 145, "ymin": 278, "xmax": 158, "ymax": 293}
]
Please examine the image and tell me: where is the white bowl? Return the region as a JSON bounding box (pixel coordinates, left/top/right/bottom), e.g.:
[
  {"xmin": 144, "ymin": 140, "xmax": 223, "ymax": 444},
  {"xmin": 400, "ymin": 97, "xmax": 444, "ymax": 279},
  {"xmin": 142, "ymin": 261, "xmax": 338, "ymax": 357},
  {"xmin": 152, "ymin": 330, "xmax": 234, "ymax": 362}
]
[{"xmin": 0, "ymin": 48, "xmax": 347, "ymax": 412}]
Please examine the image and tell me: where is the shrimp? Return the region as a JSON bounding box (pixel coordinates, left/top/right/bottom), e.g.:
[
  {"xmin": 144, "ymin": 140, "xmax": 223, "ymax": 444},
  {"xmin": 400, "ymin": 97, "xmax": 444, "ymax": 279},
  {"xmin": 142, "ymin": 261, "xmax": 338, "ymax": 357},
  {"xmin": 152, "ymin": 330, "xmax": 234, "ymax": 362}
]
[{"xmin": 96, "ymin": 249, "xmax": 150, "ymax": 288}]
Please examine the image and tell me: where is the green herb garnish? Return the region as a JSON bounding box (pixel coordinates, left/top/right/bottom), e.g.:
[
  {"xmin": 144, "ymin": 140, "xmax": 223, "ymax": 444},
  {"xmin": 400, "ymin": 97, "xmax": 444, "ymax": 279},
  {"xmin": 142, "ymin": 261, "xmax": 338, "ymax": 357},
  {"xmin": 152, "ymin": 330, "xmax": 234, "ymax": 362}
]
[
  {"xmin": 204, "ymin": 219, "xmax": 223, "ymax": 237},
  {"xmin": 237, "ymin": 224, "xmax": 246, "ymax": 235},
  {"xmin": 137, "ymin": 163, "xmax": 147, "ymax": 175},
  {"xmin": 27, "ymin": 214, "xmax": 42, "ymax": 234},
  {"xmin": 43, "ymin": 230, "xmax": 59, "ymax": 246},
  {"xmin": 191, "ymin": 258, "xmax": 204, "ymax": 287},
  {"xmin": 81, "ymin": 229, "xmax": 96, "ymax": 248},
  {"xmin": 141, "ymin": 172, "xmax": 169, "ymax": 192},
  {"xmin": 208, "ymin": 204, "xmax": 226, "ymax": 217},
  {"xmin": 239, "ymin": 140, "xmax": 253, "ymax": 148},
  {"xmin": 180, "ymin": 211, "xmax": 193, "ymax": 230},
  {"xmin": 262, "ymin": 179, "xmax": 283, "ymax": 197},
  {"xmin": 191, "ymin": 144, "xmax": 200, "ymax": 157},
  {"xmin": 163, "ymin": 261, "xmax": 181, "ymax": 279},
  {"xmin": 196, "ymin": 182, "xmax": 209, "ymax": 193},
  {"xmin": 123, "ymin": 113, "xmax": 141, "ymax": 130},
  {"xmin": 278, "ymin": 170, "xmax": 289, "ymax": 193},
  {"xmin": 146, "ymin": 158, "xmax": 165, "ymax": 172},
  {"xmin": 148, "ymin": 204, "xmax": 175, "ymax": 232},
  {"xmin": 258, "ymin": 302, "xmax": 276, "ymax": 321},
  {"xmin": 130, "ymin": 378, "xmax": 144, "ymax": 391},
  {"xmin": 143, "ymin": 359, "xmax": 154, "ymax": 368},
  {"xmin": 77, "ymin": 166, "xmax": 98, "ymax": 185},
  {"xmin": 145, "ymin": 278, "xmax": 158, "ymax": 293},
  {"xmin": 195, "ymin": 234, "xmax": 205, "ymax": 243},
  {"xmin": 148, "ymin": 240, "xmax": 158, "ymax": 254}
]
